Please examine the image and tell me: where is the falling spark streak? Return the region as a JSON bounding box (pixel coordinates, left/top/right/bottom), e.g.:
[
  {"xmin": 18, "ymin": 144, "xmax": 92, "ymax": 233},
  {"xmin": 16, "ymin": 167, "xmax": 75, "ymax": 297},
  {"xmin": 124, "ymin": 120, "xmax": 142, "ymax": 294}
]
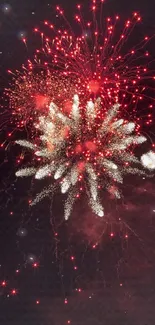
[{"xmin": 15, "ymin": 95, "xmax": 152, "ymax": 220}]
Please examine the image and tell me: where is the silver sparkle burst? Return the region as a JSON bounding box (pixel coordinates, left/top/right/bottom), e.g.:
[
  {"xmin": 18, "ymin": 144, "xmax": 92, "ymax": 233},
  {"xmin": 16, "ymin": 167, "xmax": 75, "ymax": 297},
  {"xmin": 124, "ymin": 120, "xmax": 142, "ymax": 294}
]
[{"xmin": 16, "ymin": 95, "xmax": 149, "ymax": 220}]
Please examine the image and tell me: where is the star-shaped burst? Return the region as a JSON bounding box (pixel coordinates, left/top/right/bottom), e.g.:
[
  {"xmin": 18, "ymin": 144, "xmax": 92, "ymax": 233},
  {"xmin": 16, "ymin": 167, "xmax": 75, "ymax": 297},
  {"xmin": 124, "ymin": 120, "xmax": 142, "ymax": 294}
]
[{"xmin": 16, "ymin": 95, "xmax": 151, "ymax": 220}]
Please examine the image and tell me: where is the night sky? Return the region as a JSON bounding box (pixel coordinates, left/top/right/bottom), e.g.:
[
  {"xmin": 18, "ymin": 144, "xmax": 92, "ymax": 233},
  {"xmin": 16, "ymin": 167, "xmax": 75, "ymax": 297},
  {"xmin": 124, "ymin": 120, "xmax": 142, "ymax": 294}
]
[{"xmin": 0, "ymin": 0, "xmax": 155, "ymax": 324}]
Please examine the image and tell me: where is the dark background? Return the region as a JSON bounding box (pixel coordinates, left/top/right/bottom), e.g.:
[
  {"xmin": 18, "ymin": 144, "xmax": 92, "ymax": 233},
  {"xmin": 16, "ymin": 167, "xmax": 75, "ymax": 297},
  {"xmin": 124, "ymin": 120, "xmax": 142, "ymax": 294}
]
[{"xmin": 0, "ymin": 0, "xmax": 155, "ymax": 324}]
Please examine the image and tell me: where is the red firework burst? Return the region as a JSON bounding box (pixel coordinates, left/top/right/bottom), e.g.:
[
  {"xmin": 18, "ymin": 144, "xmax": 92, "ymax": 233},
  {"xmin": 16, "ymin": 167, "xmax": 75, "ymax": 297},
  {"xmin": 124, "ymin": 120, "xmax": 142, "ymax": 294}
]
[
  {"xmin": 4, "ymin": 0, "xmax": 155, "ymax": 134},
  {"xmin": 33, "ymin": 1, "xmax": 155, "ymax": 110}
]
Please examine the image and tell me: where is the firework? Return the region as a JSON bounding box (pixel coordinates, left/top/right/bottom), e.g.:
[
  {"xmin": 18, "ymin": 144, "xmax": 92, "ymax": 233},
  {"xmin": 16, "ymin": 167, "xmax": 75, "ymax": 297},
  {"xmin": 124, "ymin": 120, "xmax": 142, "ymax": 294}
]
[
  {"xmin": 6, "ymin": 0, "xmax": 155, "ymax": 130},
  {"xmin": 15, "ymin": 95, "xmax": 150, "ymax": 220},
  {"xmin": 6, "ymin": 0, "xmax": 155, "ymax": 219},
  {"xmin": 34, "ymin": 2, "xmax": 155, "ymax": 111}
]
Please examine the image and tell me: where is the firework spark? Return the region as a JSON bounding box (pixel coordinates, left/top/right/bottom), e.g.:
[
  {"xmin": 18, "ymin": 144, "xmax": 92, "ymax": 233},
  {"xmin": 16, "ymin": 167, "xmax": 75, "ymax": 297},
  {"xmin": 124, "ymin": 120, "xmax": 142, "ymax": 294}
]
[{"xmin": 15, "ymin": 95, "xmax": 150, "ymax": 220}]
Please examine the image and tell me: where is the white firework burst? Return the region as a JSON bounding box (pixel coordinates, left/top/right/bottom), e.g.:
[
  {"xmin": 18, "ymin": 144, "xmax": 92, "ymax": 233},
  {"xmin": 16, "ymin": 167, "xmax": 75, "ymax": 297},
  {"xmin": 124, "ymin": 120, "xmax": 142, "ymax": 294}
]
[
  {"xmin": 15, "ymin": 95, "xmax": 149, "ymax": 220},
  {"xmin": 141, "ymin": 151, "xmax": 155, "ymax": 170}
]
